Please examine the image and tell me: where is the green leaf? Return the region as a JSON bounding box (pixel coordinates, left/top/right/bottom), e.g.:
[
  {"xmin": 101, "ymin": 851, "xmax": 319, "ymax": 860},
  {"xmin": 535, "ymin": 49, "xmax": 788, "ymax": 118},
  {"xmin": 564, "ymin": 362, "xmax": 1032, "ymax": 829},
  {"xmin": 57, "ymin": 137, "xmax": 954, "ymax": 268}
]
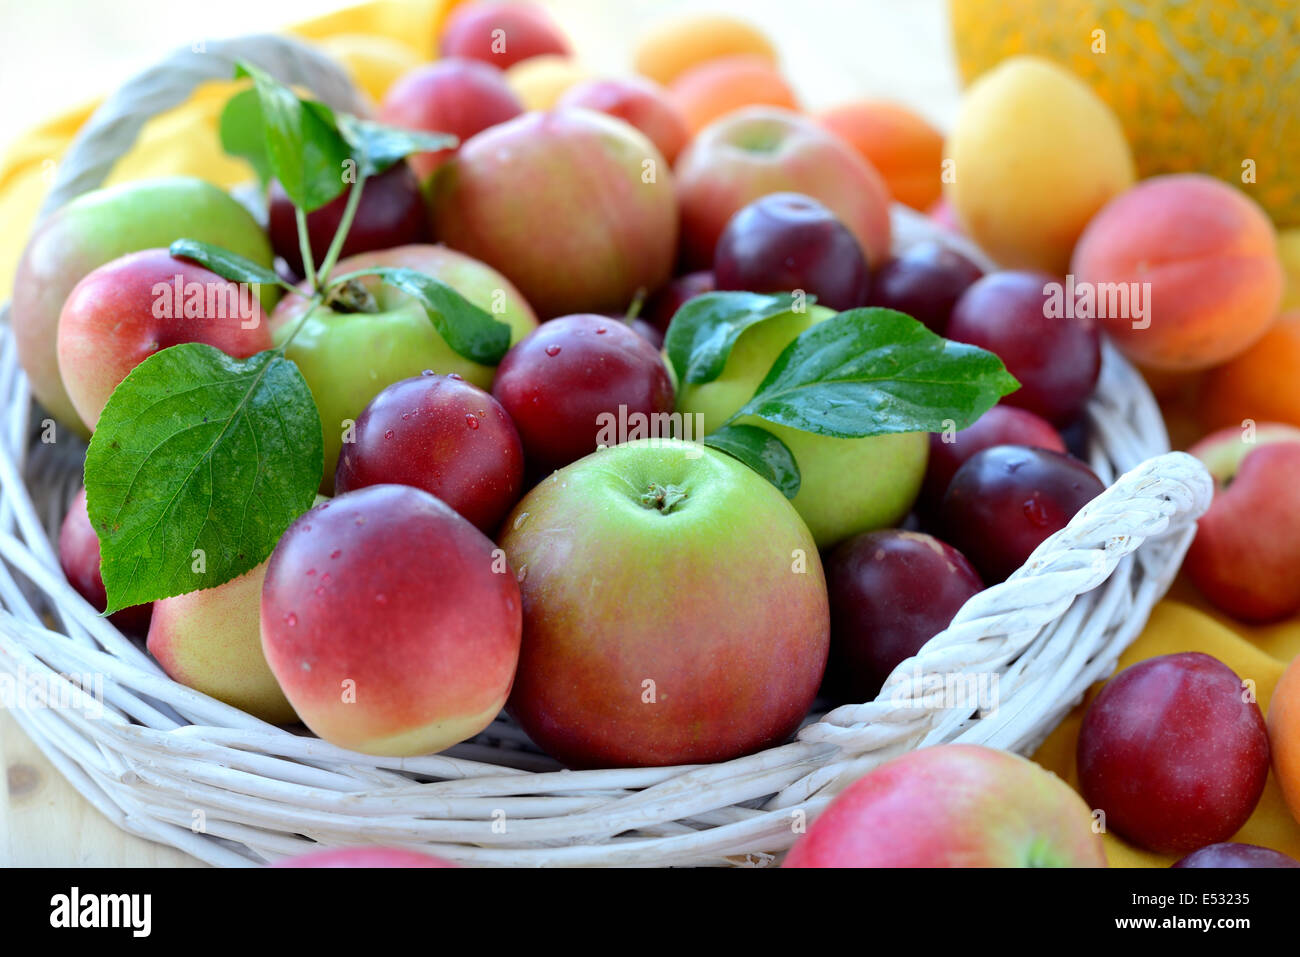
[
  {"xmin": 335, "ymin": 114, "xmax": 458, "ymax": 177},
  {"xmin": 664, "ymin": 291, "xmax": 805, "ymax": 386},
  {"xmin": 169, "ymin": 239, "xmax": 290, "ymax": 292},
  {"xmin": 219, "ymin": 88, "xmax": 272, "ymax": 186},
  {"xmin": 734, "ymin": 308, "xmax": 1019, "ymax": 438},
  {"xmin": 233, "ymin": 61, "xmax": 352, "ymax": 212},
  {"xmin": 335, "ymin": 267, "xmax": 512, "ymax": 365},
  {"xmin": 85, "ymin": 344, "xmax": 323, "ymax": 613},
  {"xmin": 704, "ymin": 424, "xmax": 801, "ymax": 499}
]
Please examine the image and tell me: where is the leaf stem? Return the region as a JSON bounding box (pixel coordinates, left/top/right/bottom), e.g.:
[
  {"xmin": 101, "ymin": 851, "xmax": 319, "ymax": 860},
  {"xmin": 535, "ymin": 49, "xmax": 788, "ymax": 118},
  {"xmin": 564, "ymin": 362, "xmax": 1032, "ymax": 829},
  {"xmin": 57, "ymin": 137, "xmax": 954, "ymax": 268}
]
[
  {"xmin": 295, "ymin": 208, "xmax": 318, "ymax": 290},
  {"xmin": 317, "ymin": 170, "xmax": 369, "ymax": 285}
]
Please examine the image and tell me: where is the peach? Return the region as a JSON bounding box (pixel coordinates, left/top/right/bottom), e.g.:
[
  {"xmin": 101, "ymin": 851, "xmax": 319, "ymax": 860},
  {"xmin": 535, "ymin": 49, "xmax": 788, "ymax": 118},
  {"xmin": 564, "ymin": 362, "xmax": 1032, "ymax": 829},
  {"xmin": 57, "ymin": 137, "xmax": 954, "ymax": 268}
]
[
  {"xmin": 1269, "ymin": 654, "xmax": 1300, "ymax": 828},
  {"xmin": 817, "ymin": 100, "xmax": 945, "ymax": 211},
  {"xmin": 1199, "ymin": 313, "xmax": 1300, "ymax": 432},
  {"xmin": 557, "ymin": 76, "xmax": 690, "ymax": 164},
  {"xmin": 148, "ymin": 561, "xmax": 297, "ymax": 724},
  {"xmin": 668, "ymin": 55, "xmax": 799, "ymax": 136},
  {"xmin": 58, "ymin": 487, "xmax": 152, "ymax": 636},
  {"xmin": 674, "ymin": 107, "xmax": 891, "ymax": 270},
  {"xmin": 632, "ymin": 13, "xmax": 778, "ymax": 86},
  {"xmin": 1071, "ymin": 174, "xmax": 1284, "ymax": 371},
  {"xmin": 945, "ymin": 56, "xmax": 1135, "ymax": 274}
]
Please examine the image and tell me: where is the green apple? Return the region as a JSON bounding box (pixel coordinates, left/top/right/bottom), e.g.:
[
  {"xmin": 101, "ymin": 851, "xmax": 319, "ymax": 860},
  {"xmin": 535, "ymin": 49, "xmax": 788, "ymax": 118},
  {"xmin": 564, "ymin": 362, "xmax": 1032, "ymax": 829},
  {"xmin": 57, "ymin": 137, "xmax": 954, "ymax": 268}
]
[
  {"xmin": 268, "ymin": 244, "xmax": 538, "ymax": 487},
  {"xmin": 676, "ymin": 305, "xmax": 928, "ymax": 547},
  {"xmin": 501, "ymin": 438, "xmax": 829, "ymax": 767},
  {"xmin": 12, "ymin": 177, "xmax": 275, "ymax": 437}
]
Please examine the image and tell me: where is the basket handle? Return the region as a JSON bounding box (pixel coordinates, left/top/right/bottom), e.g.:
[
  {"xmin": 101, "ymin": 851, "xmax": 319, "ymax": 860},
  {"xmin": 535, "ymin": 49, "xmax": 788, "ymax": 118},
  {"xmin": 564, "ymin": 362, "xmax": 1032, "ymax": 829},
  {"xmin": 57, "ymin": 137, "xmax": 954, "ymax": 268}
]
[{"xmin": 38, "ymin": 33, "xmax": 371, "ymax": 220}]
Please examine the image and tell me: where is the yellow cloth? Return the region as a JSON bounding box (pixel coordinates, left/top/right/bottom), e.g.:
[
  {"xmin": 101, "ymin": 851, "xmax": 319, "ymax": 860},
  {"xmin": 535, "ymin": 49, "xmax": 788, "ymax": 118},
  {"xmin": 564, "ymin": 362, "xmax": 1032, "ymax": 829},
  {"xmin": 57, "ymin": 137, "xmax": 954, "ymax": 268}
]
[
  {"xmin": 0, "ymin": 0, "xmax": 460, "ymax": 302},
  {"xmin": 1033, "ymin": 592, "xmax": 1300, "ymax": 866}
]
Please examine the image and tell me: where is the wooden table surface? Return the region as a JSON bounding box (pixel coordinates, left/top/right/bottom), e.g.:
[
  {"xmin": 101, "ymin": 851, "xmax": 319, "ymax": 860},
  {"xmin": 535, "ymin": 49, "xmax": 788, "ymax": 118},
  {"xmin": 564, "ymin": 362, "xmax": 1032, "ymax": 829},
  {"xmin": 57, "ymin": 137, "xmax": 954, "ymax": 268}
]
[{"xmin": 0, "ymin": 0, "xmax": 960, "ymax": 868}]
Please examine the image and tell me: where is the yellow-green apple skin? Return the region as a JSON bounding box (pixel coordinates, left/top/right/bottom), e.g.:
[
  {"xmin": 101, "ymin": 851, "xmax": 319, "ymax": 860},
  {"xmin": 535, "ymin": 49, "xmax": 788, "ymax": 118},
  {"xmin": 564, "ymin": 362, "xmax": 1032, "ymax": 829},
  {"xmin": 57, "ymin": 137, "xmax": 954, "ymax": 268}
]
[
  {"xmin": 676, "ymin": 306, "xmax": 929, "ymax": 547},
  {"xmin": 12, "ymin": 177, "xmax": 276, "ymax": 438},
  {"xmin": 501, "ymin": 439, "xmax": 829, "ymax": 767},
  {"xmin": 147, "ymin": 561, "xmax": 297, "ymax": 724},
  {"xmin": 268, "ymin": 244, "xmax": 538, "ymax": 488}
]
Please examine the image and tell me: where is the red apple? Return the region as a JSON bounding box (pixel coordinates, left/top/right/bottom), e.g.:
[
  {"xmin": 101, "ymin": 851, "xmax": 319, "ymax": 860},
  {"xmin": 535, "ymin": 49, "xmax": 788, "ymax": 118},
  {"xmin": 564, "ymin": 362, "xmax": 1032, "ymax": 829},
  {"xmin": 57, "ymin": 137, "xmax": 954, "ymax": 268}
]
[
  {"xmin": 378, "ymin": 59, "xmax": 524, "ymax": 182},
  {"xmin": 922, "ymin": 405, "xmax": 1066, "ymax": 511},
  {"xmin": 268, "ymin": 162, "xmax": 429, "ymax": 280},
  {"xmin": 438, "ymin": 1, "xmax": 570, "ymax": 70},
  {"xmin": 431, "ymin": 108, "xmax": 678, "ymax": 318},
  {"xmin": 58, "ymin": 487, "xmax": 152, "ymax": 636},
  {"xmin": 500, "ymin": 439, "xmax": 830, "ymax": 768},
  {"xmin": 1184, "ymin": 425, "xmax": 1300, "ymax": 622},
  {"xmin": 557, "ymin": 76, "xmax": 690, "ymax": 164},
  {"xmin": 826, "ymin": 531, "xmax": 983, "ymax": 701},
  {"xmin": 273, "ymin": 847, "xmax": 457, "ymax": 868},
  {"xmin": 260, "ymin": 486, "xmax": 521, "ymax": 756},
  {"xmin": 783, "ymin": 744, "xmax": 1106, "ymax": 867},
  {"xmin": 334, "ymin": 372, "xmax": 525, "ymax": 534},
  {"xmin": 1076, "ymin": 652, "xmax": 1270, "ymax": 855},
  {"xmin": 674, "ymin": 107, "xmax": 891, "ymax": 270},
  {"xmin": 56, "ymin": 249, "xmax": 272, "ymax": 430}
]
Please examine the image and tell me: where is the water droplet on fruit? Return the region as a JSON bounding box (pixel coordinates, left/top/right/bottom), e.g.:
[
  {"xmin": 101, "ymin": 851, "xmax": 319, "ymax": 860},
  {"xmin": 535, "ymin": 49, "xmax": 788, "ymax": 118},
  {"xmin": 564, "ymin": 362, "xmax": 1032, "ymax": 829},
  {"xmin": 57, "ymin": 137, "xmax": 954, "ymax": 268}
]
[
  {"xmin": 320, "ymin": 572, "xmax": 332, "ymax": 584},
  {"xmin": 545, "ymin": 344, "xmax": 561, "ymax": 357},
  {"xmin": 422, "ymin": 369, "xmax": 436, "ymax": 377},
  {"xmin": 384, "ymin": 429, "xmax": 395, "ymax": 440},
  {"xmin": 595, "ymin": 326, "xmax": 607, "ymax": 334},
  {"xmin": 306, "ymin": 568, "xmax": 316, "ymax": 576},
  {"xmin": 515, "ymin": 563, "xmax": 528, "ymax": 583},
  {"xmin": 330, "ymin": 550, "xmax": 341, "ymax": 560},
  {"xmin": 315, "ymin": 585, "xmax": 325, "ymax": 597},
  {"xmin": 375, "ymin": 593, "xmax": 387, "ymax": 605},
  {"xmin": 448, "ymin": 372, "xmax": 462, "ymax": 380},
  {"xmin": 401, "ymin": 412, "xmax": 411, "ymax": 420},
  {"xmin": 1024, "ymin": 499, "xmax": 1049, "ymax": 526},
  {"xmin": 284, "ymin": 612, "xmax": 297, "ymax": 627},
  {"xmin": 466, "ymin": 414, "xmax": 479, "ymax": 430},
  {"xmin": 512, "ymin": 511, "xmax": 530, "ymax": 530}
]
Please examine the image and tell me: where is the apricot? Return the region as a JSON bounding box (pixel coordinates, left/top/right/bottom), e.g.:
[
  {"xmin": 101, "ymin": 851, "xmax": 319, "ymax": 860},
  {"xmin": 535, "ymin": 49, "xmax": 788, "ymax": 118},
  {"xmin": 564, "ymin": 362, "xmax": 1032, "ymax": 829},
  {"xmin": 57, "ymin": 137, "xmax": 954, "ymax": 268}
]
[
  {"xmin": 817, "ymin": 101, "xmax": 944, "ymax": 211},
  {"xmin": 1071, "ymin": 174, "xmax": 1284, "ymax": 372},
  {"xmin": 632, "ymin": 14, "xmax": 778, "ymax": 86},
  {"xmin": 1198, "ymin": 313, "xmax": 1300, "ymax": 431},
  {"xmin": 945, "ymin": 56, "xmax": 1135, "ymax": 274},
  {"xmin": 668, "ymin": 55, "xmax": 799, "ymax": 136},
  {"xmin": 503, "ymin": 54, "xmax": 591, "ymax": 110},
  {"xmin": 1270, "ymin": 654, "xmax": 1300, "ymax": 828}
]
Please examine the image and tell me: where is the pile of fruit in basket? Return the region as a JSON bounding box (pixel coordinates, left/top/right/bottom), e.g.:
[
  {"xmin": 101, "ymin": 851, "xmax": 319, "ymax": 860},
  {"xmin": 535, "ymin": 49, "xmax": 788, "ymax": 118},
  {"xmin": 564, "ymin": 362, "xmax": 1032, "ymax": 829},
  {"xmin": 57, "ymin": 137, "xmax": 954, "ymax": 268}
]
[{"xmin": 12, "ymin": 1, "xmax": 1300, "ymax": 867}]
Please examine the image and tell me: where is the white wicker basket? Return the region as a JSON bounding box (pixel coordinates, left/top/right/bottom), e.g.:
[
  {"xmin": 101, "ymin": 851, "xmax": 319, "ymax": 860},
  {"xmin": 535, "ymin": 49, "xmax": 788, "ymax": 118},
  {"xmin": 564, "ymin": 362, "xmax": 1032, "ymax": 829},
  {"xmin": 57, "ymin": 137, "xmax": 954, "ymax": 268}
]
[{"xmin": 0, "ymin": 36, "xmax": 1213, "ymax": 867}]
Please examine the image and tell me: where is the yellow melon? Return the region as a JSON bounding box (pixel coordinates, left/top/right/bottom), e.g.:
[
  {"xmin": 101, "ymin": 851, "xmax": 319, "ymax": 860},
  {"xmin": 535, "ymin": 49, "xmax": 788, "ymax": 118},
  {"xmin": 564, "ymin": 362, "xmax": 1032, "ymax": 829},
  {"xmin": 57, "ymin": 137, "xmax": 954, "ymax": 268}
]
[{"xmin": 949, "ymin": 0, "xmax": 1300, "ymax": 226}]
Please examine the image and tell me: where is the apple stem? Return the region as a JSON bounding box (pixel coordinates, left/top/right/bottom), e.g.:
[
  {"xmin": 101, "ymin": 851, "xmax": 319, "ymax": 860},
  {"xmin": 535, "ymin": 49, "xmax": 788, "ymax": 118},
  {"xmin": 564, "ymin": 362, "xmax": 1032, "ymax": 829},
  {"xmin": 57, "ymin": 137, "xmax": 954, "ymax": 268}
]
[
  {"xmin": 295, "ymin": 207, "xmax": 318, "ymax": 290},
  {"xmin": 639, "ymin": 483, "xmax": 688, "ymax": 514},
  {"xmin": 317, "ymin": 170, "xmax": 369, "ymax": 286}
]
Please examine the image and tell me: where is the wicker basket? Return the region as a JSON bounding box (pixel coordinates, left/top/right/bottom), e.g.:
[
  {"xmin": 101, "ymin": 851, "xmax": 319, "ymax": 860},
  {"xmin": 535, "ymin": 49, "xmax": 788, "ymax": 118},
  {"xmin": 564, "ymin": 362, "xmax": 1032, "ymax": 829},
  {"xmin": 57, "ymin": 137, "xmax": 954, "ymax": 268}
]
[{"xmin": 0, "ymin": 36, "xmax": 1214, "ymax": 867}]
